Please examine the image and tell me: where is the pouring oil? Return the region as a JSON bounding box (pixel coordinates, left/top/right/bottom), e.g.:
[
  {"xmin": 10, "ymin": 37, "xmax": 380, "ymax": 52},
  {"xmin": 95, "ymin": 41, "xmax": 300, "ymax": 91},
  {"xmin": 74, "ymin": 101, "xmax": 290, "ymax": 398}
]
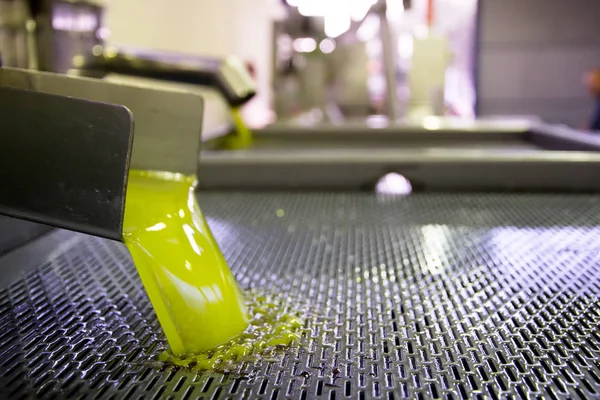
[
  {"xmin": 159, "ymin": 290, "xmax": 303, "ymax": 370},
  {"xmin": 123, "ymin": 170, "xmax": 302, "ymax": 365},
  {"xmin": 123, "ymin": 170, "xmax": 248, "ymax": 356}
]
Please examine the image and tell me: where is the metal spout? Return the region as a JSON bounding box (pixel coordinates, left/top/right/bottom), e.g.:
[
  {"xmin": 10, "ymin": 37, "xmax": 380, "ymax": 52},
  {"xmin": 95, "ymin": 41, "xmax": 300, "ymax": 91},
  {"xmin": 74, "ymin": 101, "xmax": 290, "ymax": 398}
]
[{"xmin": 0, "ymin": 67, "xmax": 206, "ymax": 240}]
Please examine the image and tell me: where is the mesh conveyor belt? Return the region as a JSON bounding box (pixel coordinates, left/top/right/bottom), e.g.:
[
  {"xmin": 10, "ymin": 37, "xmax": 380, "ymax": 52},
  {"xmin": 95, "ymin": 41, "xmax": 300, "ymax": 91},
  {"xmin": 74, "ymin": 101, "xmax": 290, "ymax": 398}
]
[{"xmin": 1, "ymin": 193, "xmax": 600, "ymax": 400}]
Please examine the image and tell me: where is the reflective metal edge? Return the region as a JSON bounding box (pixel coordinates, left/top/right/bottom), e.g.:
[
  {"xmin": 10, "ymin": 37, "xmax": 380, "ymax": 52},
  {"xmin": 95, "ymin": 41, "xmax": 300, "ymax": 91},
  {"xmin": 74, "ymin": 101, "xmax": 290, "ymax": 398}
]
[
  {"xmin": 0, "ymin": 86, "xmax": 133, "ymax": 240},
  {"xmin": 0, "ymin": 67, "xmax": 205, "ymax": 176},
  {"xmin": 529, "ymin": 123, "xmax": 600, "ymax": 152},
  {"xmin": 0, "ymin": 217, "xmax": 52, "ymax": 258},
  {"xmin": 0, "ymin": 228, "xmax": 73, "ymax": 289},
  {"xmin": 198, "ymin": 149, "xmax": 600, "ymax": 191},
  {"xmin": 252, "ymin": 120, "xmax": 533, "ymax": 142},
  {"xmin": 98, "ymin": 74, "xmax": 234, "ymax": 143},
  {"xmin": 77, "ymin": 50, "xmax": 256, "ymax": 107},
  {"xmin": 217, "ymin": 55, "xmax": 257, "ymax": 106}
]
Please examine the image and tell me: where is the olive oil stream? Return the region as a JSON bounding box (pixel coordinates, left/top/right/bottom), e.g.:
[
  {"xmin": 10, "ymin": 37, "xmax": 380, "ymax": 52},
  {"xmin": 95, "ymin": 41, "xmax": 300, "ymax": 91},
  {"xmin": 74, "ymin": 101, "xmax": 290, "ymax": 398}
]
[
  {"xmin": 123, "ymin": 170, "xmax": 248, "ymax": 356},
  {"xmin": 123, "ymin": 170, "xmax": 301, "ymax": 364}
]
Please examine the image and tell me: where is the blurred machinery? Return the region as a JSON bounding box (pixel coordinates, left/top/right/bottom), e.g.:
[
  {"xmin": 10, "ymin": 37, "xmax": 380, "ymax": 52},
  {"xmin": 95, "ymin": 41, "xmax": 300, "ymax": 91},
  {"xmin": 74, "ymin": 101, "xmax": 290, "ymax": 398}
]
[
  {"xmin": 0, "ymin": 0, "xmax": 36, "ymax": 68},
  {"xmin": 0, "ymin": 0, "xmax": 103, "ymax": 72},
  {"xmin": 0, "ymin": 0, "xmax": 257, "ymax": 143},
  {"xmin": 272, "ymin": 0, "xmax": 476, "ymax": 123},
  {"xmin": 75, "ymin": 48, "xmax": 257, "ymax": 146}
]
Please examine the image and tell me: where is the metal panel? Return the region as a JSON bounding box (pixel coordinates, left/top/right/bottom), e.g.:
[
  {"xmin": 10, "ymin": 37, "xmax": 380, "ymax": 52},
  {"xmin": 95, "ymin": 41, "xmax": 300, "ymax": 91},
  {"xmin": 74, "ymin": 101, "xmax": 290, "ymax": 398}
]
[
  {"xmin": 80, "ymin": 50, "xmax": 256, "ymax": 107},
  {"xmin": 0, "ymin": 86, "xmax": 133, "ymax": 241},
  {"xmin": 0, "ymin": 67, "xmax": 205, "ymax": 175},
  {"xmin": 198, "ymin": 149, "xmax": 600, "ymax": 191},
  {"xmin": 257, "ymin": 119, "xmax": 535, "ymax": 135},
  {"xmin": 0, "ymin": 192, "xmax": 599, "ymax": 399},
  {"xmin": 249, "ymin": 121, "xmax": 531, "ymax": 148},
  {"xmin": 101, "ymin": 74, "xmax": 234, "ymax": 142},
  {"xmin": 0, "ymin": 216, "xmax": 51, "ymax": 257},
  {"xmin": 529, "ymin": 123, "xmax": 600, "ymax": 151}
]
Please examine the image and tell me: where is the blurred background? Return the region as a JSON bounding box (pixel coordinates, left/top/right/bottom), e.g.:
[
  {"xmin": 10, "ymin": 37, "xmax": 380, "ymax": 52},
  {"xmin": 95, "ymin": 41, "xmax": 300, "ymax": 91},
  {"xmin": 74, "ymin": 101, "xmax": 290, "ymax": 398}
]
[{"xmin": 2, "ymin": 0, "xmax": 599, "ymax": 130}]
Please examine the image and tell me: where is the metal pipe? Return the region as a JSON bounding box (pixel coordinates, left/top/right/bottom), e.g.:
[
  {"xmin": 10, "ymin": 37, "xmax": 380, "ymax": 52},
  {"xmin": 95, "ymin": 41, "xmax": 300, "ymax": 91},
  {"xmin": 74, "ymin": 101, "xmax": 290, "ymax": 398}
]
[
  {"xmin": 25, "ymin": 19, "xmax": 38, "ymax": 70},
  {"xmin": 377, "ymin": 2, "xmax": 399, "ymax": 121}
]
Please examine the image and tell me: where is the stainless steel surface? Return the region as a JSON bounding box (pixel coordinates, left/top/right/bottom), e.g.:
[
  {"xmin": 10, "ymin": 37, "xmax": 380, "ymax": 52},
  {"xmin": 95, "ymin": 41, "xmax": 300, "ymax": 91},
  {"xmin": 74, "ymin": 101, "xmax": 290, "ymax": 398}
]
[
  {"xmin": 259, "ymin": 117, "xmax": 537, "ymax": 134},
  {"xmin": 1, "ymin": 192, "xmax": 599, "ymax": 399},
  {"xmin": 253, "ymin": 120, "xmax": 531, "ymax": 142},
  {"xmin": 0, "ymin": 216, "xmax": 50, "ymax": 257},
  {"xmin": 249, "ymin": 140, "xmax": 536, "ymax": 150},
  {"xmin": 218, "ymin": 55, "xmax": 256, "ymax": 106},
  {"xmin": 199, "ymin": 149, "xmax": 600, "ymax": 191},
  {"xmin": 249, "ymin": 125, "xmax": 532, "ymax": 149},
  {"xmin": 529, "ymin": 123, "xmax": 600, "ymax": 152},
  {"xmin": 0, "ymin": 219, "xmax": 62, "ymax": 288},
  {"xmin": 244, "ymin": 120, "xmax": 600, "ymax": 150},
  {"xmin": 0, "ymin": 67, "xmax": 205, "ymax": 175},
  {"xmin": 78, "ymin": 49, "xmax": 257, "ymax": 107},
  {"xmin": 203, "ymin": 120, "xmax": 600, "ymax": 190},
  {"xmin": 0, "ymin": 85, "xmax": 133, "ymax": 240},
  {"xmin": 205, "ymin": 116, "xmax": 535, "ymax": 149},
  {"xmin": 101, "ymin": 74, "xmax": 233, "ymax": 143}
]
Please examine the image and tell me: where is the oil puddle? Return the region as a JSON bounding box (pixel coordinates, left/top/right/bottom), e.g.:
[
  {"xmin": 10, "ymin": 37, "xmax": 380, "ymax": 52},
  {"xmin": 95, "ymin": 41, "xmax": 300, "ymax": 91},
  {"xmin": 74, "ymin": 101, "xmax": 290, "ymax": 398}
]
[{"xmin": 156, "ymin": 289, "xmax": 305, "ymax": 371}]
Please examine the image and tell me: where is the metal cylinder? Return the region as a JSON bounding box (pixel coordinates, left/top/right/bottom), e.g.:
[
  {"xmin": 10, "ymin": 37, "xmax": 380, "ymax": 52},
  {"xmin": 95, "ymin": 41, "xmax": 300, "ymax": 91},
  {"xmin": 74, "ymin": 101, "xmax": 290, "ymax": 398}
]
[
  {"xmin": 0, "ymin": 0, "xmax": 32, "ymax": 68},
  {"xmin": 378, "ymin": 3, "xmax": 399, "ymax": 121},
  {"xmin": 0, "ymin": 0, "xmax": 104, "ymax": 72},
  {"xmin": 34, "ymin": 0, "xmax": 105, "ymax": 73}
]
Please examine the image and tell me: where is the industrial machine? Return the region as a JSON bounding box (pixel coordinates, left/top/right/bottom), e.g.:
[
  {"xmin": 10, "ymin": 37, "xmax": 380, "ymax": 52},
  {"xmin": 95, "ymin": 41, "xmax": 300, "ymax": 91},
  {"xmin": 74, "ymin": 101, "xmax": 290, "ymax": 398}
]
[
  {"xmin": 0, "ymin": 67, "xmax": 204, "ymax": 237},
  {"xmin": 200, "ymin": 119, "xmax": 600, "ymax": 190},
  {"xmin": 74, "ymin": 47, "xmax": 257, "ymax": 147},
  {"xmin": 0, "ymin": 0, "xmax": 257, "ymax": 146},
  {"xmin": 1, "ymin": 66, "xmax": 600, "ymax": 400}
]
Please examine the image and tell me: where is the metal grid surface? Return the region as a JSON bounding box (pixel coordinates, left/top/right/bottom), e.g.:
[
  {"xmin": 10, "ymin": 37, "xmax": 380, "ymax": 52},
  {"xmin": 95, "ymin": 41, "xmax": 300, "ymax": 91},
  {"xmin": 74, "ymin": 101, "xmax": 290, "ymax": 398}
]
[{"xmin": 1, "ymin": 192, "xmax": 600, "ymax": 400}]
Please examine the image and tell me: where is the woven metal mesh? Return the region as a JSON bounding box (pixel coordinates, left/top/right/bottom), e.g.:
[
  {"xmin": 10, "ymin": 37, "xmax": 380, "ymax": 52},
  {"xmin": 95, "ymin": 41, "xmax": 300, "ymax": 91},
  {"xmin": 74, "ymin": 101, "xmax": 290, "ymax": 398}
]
[{"xmin": 1, "ymin": 193, "xmax": 599, "ymax": 400}]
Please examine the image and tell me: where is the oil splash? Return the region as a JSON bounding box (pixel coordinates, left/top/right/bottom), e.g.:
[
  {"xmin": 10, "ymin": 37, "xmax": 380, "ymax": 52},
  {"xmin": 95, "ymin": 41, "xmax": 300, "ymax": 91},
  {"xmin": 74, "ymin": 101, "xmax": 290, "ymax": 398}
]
[
  {"xmin": 157, "ymin": 290, "xmax": 304, "ymax": 371},
  {"xmin": 123, "ymin": 170, "xmax": 248, "ymax": 356}
]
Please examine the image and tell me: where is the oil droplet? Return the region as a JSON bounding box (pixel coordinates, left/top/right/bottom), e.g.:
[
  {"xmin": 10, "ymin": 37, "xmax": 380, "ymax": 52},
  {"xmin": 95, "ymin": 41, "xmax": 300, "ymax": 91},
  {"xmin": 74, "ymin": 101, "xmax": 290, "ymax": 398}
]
[{"xmin": 276, "ymin": 209, "xmax": 285, "ymax": 217}]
